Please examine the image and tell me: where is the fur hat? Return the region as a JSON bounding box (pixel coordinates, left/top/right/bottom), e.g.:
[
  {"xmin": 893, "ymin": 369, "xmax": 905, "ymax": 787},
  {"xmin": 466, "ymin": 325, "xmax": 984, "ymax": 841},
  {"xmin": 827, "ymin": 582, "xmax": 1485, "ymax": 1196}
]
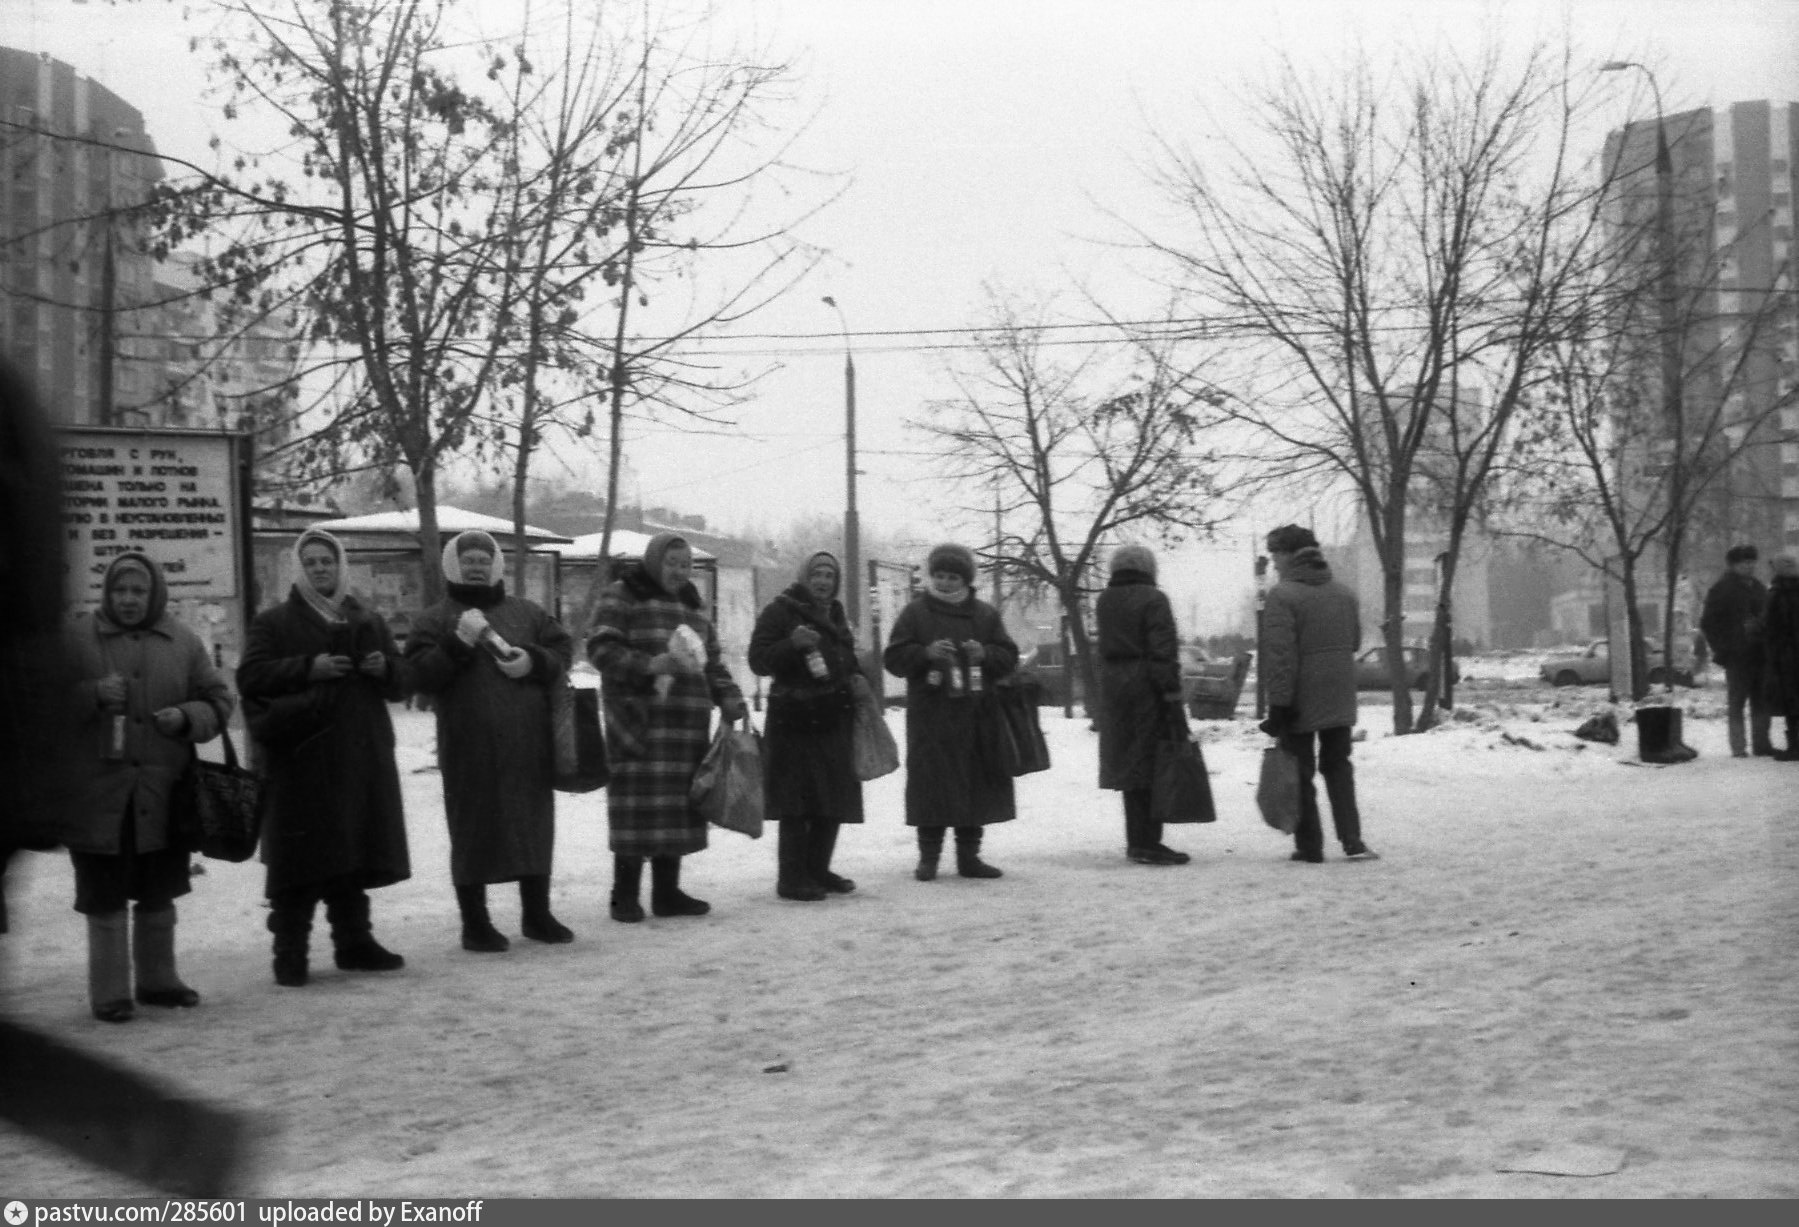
[
  {"xmin": 1725, "ymin": 543, "xmax": 1759, "ymax": 564},
  {"xmin": 441, "ymin": 530, "xmax": 501, "ymax": 585},
  {"xmin": 925, "ymin": 542, "xmax": 977, "ymax": 585},
  {"xmin": 1109, "ymin": 543, "xmax": 1157, "ymax": 578},
  {"xmin": 1265, "ymin": 524, "xmax": 1320, "ymax": 554}
]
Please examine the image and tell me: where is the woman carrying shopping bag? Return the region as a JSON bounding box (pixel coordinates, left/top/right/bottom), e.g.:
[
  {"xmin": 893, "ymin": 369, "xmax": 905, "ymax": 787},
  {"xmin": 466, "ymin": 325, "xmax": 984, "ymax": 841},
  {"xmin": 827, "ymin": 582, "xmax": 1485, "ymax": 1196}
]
[
  {"xmin": 64, "ymin": 552, "xmax": 233, "ymax": 1021},
  {"xmin": 588, "ymin": 532, "xmax": 746, "ymax": 922}
]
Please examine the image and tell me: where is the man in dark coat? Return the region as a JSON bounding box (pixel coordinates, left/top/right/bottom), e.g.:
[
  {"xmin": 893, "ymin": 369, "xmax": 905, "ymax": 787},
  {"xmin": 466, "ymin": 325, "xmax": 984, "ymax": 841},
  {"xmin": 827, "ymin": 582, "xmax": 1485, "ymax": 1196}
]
[
  {"xmin": 407, "ymin": 530, "xmax": 576, "ymax": 952},
  {"xmin": 1096, "ymin": 544, "xmax": 1193, "ymax": 866},
  {"xmin": 1700, "ymin": 543, "xmax": 1773, "ymax": 757},
  {"xmin": 238, "ymin": 529, "xmax": 411, "ymax": 986},
  {"xmin": 1261, "ymin": 525, "xmax": 1376, "ymax": 864},
  {"xmin": 883, "ymin": 543, "xmax": 1019, "ymax": 881},
  {"xmin": 748, "ymin": 550, "xmax": 864, "ymax": 901},
  {"xmin": 1760, "ymin": 553, "xmax": 1799, "ymax": 761}
]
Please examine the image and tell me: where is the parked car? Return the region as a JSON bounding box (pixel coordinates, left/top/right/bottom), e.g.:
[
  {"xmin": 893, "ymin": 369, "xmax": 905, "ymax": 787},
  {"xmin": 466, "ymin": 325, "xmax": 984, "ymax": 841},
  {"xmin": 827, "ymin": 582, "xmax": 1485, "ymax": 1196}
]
[
  {"xmin": 1353, "ymin": 645, "xmax": 1460, "ymax": 691},
  {"xmin": 1539, "ymin": 638, "xmax": 1695, "ymax": 688}
]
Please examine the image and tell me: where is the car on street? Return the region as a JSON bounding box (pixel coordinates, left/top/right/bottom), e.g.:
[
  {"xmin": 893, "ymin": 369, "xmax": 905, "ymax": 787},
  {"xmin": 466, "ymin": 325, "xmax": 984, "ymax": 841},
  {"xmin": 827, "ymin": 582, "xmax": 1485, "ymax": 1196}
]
[
  {"xmin": 1353, "ymin": 644, "xmax": 1460, "ymax": 691},
  {"xmin": 1538, "ymin": 637, "xmax": 1695, "ymax": 688}
]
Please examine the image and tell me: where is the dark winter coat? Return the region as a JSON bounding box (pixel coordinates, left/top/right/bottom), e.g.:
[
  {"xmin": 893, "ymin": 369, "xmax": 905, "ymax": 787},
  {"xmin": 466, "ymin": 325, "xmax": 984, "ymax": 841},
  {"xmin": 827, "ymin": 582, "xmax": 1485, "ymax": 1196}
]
[
  {"xmin": 1761, "ymin": 575, "xmax": 1799, "ymax": 720},
  {"xmin": 587, "ymin": 565, "xmax": 744, "ymax": 856},
  {"xmin": 63, "ymin": 565, "xmax": 233, "ymax": 856},
  {"xmin": 237, "ymin": 587, "xmax": 411, "ymax": 897},
  {"xmin": 748, "ymin": 581, "xmax": 864, "ymax": 824},
  {"xmin": 882, "ymin": 591, "xmax": 1019, "ymax": 828},
  {"xmin": 1095, "ymin": 570, "xmax": 1183, "ymax": 791},
  {"xmin": 1263, "ymin": 550, "xmax": 1361, "ymax": 733},
  {"xmin": 406, "ymin": 584, "xmax": 573, "ymax": 885},
  {"xmin": 1700, "ymin": 571, "xmax": 1768, "ymax": 670}
]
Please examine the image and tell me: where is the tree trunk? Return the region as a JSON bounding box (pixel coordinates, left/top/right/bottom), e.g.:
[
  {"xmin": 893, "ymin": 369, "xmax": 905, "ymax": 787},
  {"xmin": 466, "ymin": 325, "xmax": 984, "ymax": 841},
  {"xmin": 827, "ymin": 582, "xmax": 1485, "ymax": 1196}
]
[
  {"xmin": 416, "ymin": 466, "xmax": 443, "ymax": 607},
  {"xmin": 1060, "ymin": 581, "xmax": 1098, "ymax": 723},
  {"xmin": 1382, "ymin": 559, "xmax": 1414, "ymax": 735},
  {"xmin": 1415, "ymin": 550, "xmax": 1458, "ymax": 732}
]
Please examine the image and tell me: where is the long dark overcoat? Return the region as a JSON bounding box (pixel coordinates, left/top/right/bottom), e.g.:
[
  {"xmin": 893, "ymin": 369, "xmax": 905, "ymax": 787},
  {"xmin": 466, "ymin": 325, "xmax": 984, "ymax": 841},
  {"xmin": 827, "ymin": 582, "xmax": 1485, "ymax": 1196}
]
[
  {"xmin": 406, "ymin": 584, "xmax": 573, "ymax": 885},
  {"xmin": 63, "ymin": 603, "xmax": 233, "ymax": 855},
  {"xmin": 1095, "ymin": 570, "xmax": 1183, "ymax": 791},
  {"xmin": 1762, "ymin": 575, "xmax": 1799, "ymax": 720},
  {"xmin": 588, "ymin": 567, "xmax": 744, "ymax": 856},
  {"xmin": 747, "ymin": 583, "xmax": 863, "ymax": 824},
  {"xmin": 883, "ymin": 592, "xmax": 1019, "ymax": 828},
  {"xmin": 1700, "ymin": 571, "xmax": 1769, "ymax": 670},
  {"xmin": 1263, "ymin": 552, "xmax": 1360, "ymax": 733},
  {"xmin": 237, "ymin": 587, "xmax": 411, "ymax": 897}
]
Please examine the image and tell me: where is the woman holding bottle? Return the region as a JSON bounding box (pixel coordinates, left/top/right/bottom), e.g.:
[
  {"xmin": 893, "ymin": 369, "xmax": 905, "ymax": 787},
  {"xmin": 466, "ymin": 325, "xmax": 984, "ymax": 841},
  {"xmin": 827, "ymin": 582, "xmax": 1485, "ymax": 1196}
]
[{"xmin": 883, "ymin": 543, "xmax": 1020, "ymax": 881}]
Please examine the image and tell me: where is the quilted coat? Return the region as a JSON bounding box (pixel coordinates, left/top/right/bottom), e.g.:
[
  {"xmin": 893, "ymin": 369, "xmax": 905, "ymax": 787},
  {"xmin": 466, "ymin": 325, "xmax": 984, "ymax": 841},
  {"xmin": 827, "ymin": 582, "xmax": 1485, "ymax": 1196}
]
[{"xmin": 1262, "ymin": 548, "xmax": 1361, "ymax": 733}]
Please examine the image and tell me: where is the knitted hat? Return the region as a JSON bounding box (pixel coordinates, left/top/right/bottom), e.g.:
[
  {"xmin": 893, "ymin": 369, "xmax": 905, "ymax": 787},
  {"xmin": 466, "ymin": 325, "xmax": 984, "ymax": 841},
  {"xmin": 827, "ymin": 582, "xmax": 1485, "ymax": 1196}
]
[
  {"xmin": 101, "ymin": 551, "xmax": 166, "ymax": 629},
  {"xmin": 1725, "ymin": 543, "xmax": 1759, "ymax": 564},
  {"xmin": 925, "ymin": 542, "xmax": 976, "ymax": 585},
  {"xmin": 1265, "ymin": 524, "xmax": 1320, "ymax": 554},
  {"xmin": 797, "ymin": 550, "xmax": 841, "ymax": 598},
  {"xmin": 1109, "ymin": 543, "xmax": 1157, "ymax": 578}
]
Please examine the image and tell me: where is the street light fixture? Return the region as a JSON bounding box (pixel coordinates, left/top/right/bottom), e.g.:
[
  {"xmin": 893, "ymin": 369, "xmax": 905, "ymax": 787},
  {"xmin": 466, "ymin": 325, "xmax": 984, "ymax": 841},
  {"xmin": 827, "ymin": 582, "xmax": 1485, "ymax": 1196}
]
[{"xmin": 822, "ymin": 295, "xmax": 860, "ymax": 633}]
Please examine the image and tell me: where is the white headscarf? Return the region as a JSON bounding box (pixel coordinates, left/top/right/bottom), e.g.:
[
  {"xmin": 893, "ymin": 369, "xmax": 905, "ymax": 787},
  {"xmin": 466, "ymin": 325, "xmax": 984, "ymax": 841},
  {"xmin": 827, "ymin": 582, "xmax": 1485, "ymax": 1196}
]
[
  {"xmin": 441, "ymin": 530, "xmax": 501, "ymax": 587},
  {"xmin": 293, "ymin": 528, "xmax": 349, "ymax": 625}
]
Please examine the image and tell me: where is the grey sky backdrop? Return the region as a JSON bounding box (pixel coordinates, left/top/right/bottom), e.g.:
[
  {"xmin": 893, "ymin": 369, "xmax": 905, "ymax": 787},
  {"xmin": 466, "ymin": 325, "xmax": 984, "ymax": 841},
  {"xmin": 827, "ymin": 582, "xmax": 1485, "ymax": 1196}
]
[{"xmin": 10, "ymin": 0, "xmax": 1799, "ymax": 631}]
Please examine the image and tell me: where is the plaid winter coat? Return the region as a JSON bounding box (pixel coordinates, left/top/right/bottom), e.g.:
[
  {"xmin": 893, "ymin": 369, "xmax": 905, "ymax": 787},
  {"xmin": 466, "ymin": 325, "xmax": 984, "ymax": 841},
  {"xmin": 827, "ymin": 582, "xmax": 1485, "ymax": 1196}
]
[{"xmin": 588, "ymin": 566, "xmax": 744, "ymax": 855}]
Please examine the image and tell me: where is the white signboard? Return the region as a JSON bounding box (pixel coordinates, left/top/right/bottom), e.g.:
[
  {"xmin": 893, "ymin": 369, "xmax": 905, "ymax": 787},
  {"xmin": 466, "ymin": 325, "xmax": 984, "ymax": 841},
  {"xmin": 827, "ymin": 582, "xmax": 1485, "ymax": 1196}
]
[{"xmin": 61, "ymin": 428, "xmax": 243, "ymax": 604}]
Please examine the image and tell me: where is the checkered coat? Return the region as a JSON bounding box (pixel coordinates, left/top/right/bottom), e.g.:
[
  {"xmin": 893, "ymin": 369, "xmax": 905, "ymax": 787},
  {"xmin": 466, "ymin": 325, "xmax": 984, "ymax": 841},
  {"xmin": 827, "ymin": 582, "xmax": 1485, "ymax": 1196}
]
[{"xmin": 587, "ymin": 566, "xmax": 744, "ymax": 855}]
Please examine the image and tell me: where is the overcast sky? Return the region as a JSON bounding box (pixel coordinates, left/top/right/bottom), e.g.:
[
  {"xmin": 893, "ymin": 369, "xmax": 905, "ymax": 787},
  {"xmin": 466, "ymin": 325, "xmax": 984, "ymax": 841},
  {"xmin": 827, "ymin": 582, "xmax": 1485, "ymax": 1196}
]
[{"xmin": 10, "ymin": 0, "xmax": 1799, "ymax": 630}]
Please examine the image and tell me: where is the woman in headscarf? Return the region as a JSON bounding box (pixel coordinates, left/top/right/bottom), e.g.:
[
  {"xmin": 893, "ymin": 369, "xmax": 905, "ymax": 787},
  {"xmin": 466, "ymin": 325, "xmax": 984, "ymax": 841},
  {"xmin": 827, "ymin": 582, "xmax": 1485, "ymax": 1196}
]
[
  {"xmin": 748, "ymin": 550, "xmax": 864, "ymax": 902},
  {"xmin": 406, "ymin": 530, "xmax": 576, "ymax": 951},
  {"xmin": 1095, "ymin": 543, "xmax": 1194, "ymax": 865},
  {"xmin": 883, "ymin": 542, "xmax": 1020, "ymax": 881},
  {"xmin": 237, "ymin": 528, "xmax": 410, "ymax": 987},
  {"xmin": 588, "ymin": 531, "xmax": 746, "ymax": 922},
  {"xmin": 64, "ymin": 552, "xmax": 233, "ymax": 1021}
]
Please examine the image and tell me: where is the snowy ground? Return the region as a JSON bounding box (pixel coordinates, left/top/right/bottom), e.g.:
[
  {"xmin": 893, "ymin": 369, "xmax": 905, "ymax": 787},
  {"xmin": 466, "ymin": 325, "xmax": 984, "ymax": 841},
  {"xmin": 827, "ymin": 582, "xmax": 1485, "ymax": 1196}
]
[{"xmin": 3, "ymin": 668, "xmax": 1796, "ymax": 1199}]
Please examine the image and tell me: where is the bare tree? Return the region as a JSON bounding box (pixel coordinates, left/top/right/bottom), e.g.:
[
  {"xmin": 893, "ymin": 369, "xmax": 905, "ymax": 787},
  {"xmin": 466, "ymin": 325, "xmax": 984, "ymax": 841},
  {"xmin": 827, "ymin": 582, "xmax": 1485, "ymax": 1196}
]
[
  {"xmin": 915, "ymin": 292, "xmax": 1230, "ymax": 713},
  {"xmin": 1134, "ymin": 34, "xmax": 1633, "ymax": 733}
]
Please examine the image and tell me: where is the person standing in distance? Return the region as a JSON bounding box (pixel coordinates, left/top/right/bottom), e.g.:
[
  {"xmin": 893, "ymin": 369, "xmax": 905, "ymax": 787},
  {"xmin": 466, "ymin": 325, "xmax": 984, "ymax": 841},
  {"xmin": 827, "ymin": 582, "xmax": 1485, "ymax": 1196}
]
[
  {"xmin": 1260, "ymin": 525, "xmax": 1377, "ymax": 864},
  {"xmin": 1700, "ymin": 543, "xmax": 1773, "ymax": 758}
]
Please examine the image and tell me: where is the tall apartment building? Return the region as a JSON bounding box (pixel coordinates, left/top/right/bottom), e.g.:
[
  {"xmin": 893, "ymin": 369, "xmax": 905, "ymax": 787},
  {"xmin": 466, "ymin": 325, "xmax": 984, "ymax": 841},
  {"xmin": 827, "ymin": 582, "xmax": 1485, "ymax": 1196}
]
[
  {"xmin": 1603, "ymin": 100, "xmax": 1799, "ymax": 557},
  {"xmin": 1, "ymin": 47, "xmax": 163, "ymax": 424}
]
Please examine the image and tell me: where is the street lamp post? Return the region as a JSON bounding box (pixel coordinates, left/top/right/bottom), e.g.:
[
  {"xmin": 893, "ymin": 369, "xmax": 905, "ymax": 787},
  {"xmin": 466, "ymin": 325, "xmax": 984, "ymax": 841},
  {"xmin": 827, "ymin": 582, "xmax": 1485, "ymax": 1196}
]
[
  {"xmin": 1601, "ymin": 60, "xmax": 1684, "ymax": 698},
  {"xmin": 822, "ymin": 296, "xmax": 860, "ymax": 634}
]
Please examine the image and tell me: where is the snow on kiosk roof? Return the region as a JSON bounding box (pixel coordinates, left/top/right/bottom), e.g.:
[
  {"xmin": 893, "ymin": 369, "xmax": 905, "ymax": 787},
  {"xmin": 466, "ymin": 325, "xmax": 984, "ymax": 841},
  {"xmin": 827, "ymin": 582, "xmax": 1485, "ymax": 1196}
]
[
  {"xmin": 549, "ymin": 530, "xmax": 715, "ymax": 562},
  {"xmin": 308, "ymin": 506, "xmax": 574, "ymax": 545}
]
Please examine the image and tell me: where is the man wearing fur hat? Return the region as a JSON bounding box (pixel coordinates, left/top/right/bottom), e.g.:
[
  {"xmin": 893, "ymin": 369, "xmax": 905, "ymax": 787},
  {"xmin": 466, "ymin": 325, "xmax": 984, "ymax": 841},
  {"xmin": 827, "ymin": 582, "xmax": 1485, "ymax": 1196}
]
[
  {"xmin": 1700, "ymin": 543, "xmax": 1773, "ymax": 757},
  {"xmin": 883, "ymin": 542, "xmax": 1020, "ymax": 880},
  {"xmin": 1261, "ymin": 525, "xmax": 1376, "ymax": 864}
]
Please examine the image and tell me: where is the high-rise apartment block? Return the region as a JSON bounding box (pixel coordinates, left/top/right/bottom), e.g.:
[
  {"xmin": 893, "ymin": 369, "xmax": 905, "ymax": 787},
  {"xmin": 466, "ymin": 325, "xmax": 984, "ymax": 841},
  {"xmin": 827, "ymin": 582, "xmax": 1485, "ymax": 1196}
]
[
  {"xmin": 1604, "ymin": 100, "xmax": 1799, "ymax": 555},
  {"xmin": 1, "ymin": 47, "xmax": 163, "ymax": 424}
]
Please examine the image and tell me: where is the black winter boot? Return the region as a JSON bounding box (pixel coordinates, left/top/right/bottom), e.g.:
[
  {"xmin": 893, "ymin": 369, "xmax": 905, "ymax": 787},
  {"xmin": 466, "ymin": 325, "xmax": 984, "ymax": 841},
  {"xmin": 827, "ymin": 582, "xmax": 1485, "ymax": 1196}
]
[
  {"xmin": 650, "ymin": 855, "xmax": 710, "ymax": 917},
  {"xmin": 915, "ymin": 826, "xmax": 945, "ymax": 881},
  {"xmin": 456, "ymin": 884, "xmax": 509, "ymax": 953},
  {"xmin": 519, "ymin": 875, "xmax": 574, "ymax": 943},
  {"xmin": 777, "ymin": 820, "xmax": 826, "ymax": 901},
  {"xmin": 807, "ymin": 820, "xmax": 854, "ymax": 893},
  {"xmin": 268, "ymin": 897, "xmax": 314, "ymax": 987},
  {"xmin": 326, "ymin": 890, "xmax": 404, "ymax": 970},
  {"xmin": 611, "ymin": 855, "xmax": 646, "ymax": 923},
  {"xmin": 955, "ymin": 826, "xmax": 1003, "ymax": 879}
]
